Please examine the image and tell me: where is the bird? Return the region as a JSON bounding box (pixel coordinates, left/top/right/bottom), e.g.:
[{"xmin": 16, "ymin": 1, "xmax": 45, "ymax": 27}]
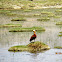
[{"xmin": 30, "ymin": 30, "xmax": 37, "ymax": 42}]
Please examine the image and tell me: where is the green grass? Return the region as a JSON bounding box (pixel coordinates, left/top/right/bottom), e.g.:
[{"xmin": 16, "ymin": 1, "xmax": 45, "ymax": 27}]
[
  {"xmin": 7, "ymin": 13, "xmax": 17, "ymax": 16},
  {"xmin": 47, "ymin": 14, "xmax": 55, "ymax": 17},
  {"xmin": 59, "ymin": 32, "xmax": 62, "ymax": 33},
  {"xmin": 9, "ymin": 26, "xmax": 45, "ymax": 32},
  {"xmin": 11, "ymin": 18, "xmax": 26, "ymax": 21},
  {"xmin": 54, "ymin": 46, "xmax": 62, "ymax": 49},
  {"xmin": 58, "ymin": 35, "xmax": 62, "ymax": 37},
  {"xmin": 55, "ymin": 10, "xmax": 62, "ymax": 12},
  {"xmin": 0, "ymin": 10, "xmax": 10, "ymax": 13},
  {"xmin": 23, "ymin": 9, "xmax": 32, "ymax": 12},
  {"xmin": 54, "ymin": 16, "xmax": 61, "ymax": 18},
  {"xmin": 41, "ymin": 11, "xmax": 53, "ymax": 15},
  {"xmin": 58, "ymin": 31, "xmax": 62, "ymax": 37},
  {"xmin": 56, "ymin": 22, "xmax": 62, "ymax": 25},
  {"xmin": 13, "ymin": 45, "xmax": 28, "ymax": 48},
  {"xmin": 37, "ymin": 17, "xmax": 50, "ymax": 21},
  {"xmin": 0, "ymin": 24, "xmax": 22, "ymax": 27},
  {"xmin": 33, "ymin": 14, "xmax": 41, "ymax": 16}
]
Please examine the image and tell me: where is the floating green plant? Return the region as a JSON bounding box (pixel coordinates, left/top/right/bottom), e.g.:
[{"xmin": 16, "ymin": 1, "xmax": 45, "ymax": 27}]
[
  {"xmin": 7, "ymin": 13, "xmax": 17, "ymax": 16},
  {"xmin": 59, "ymin": 32, "xmax": 62, "ymax": 33},
  {"xmin": 55, "ymin": 10, "xmax": 62, "ymax": 12},
  {"xmin": 24, "ymin": 9, "xmax": 32, "ymax": 12},
  {"xmin": 33, "ymin": 14, "xmax": 41, "ymax": 16},
  {"xmin": 0, "ymin": 24, "xmax": 22, "ymax": 27},
  {"xmin": 56, "ymin": 22, "xmax": 62, "ymax": 25},
  {"xmin": 8, "ymin": 41, "xmax": 50, "ymax": 53},
  {"xmin": 58, "ymin": 31, "xmax": 62, "ymax": 37},
  {"xmin": 29, "ymin": 3, "xmax": 35, "ymax": 7},
  {"xmin": 9, "ymin": 26, "xmax": 45, "ymax": 32},
  {"xmin": 48, "ymin": 14, "xmax": 55, "ymax": 17},
  {"xmin": 41, "ymin": 11, "xmax": 53, "ymax": 15},
  {"xmin": 54, "ymin": 46, "xmax": 62, "ymax": 49},
  {"xmin": 11, "ymin": 18, "xmax": 26, "ymax": 21},
  {"xmin": 37, "ymin": 17, "xmax": 50, "ymax": 21},
  {"xmin": 0, "ymin": 10, "xmax": 10, "ymax": 13},
  {"xmin": 58, "ymin": 35, "xmax": 62, "ymax": 37},
  {"xmin": 54, "ymin": 16, "xmax": 61, "ymax": 18}
]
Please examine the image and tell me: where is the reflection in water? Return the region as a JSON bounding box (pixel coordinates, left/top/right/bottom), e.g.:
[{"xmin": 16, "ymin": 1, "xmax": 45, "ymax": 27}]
[{"xmin": 0, "ymin": 49, "xmax": 62, "ymax": 62}]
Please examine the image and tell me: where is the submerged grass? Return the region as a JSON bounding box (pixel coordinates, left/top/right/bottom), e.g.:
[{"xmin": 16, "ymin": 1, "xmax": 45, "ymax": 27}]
[
  {"xmin": 8, "ymin": 41, "xmax": 50, "ymax": 53},
  {"xmin": 9, "ymin": 26, "xmax": 45, "ymax": 32}
]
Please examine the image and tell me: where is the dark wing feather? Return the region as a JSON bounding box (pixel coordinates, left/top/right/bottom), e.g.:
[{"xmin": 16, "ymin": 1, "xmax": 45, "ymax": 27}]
[{"xmin": 30, "ymin": 34, "xmax": 36, "ymax": 41}]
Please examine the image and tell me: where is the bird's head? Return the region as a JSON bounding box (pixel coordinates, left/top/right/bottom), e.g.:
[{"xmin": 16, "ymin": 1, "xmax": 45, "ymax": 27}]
[{"xmin": 33, "ymin": 30, "xmax": 36, "ymax": 33}]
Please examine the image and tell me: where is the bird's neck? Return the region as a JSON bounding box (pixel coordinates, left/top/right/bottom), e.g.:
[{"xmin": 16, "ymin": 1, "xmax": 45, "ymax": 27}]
[{"xmin": 34, "ymin": 32, "xmax": 36, "ymax": 35}]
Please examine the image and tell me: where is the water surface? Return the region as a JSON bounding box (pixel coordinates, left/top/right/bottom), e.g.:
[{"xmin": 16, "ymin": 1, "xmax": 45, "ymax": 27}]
[{"xmin": 0, "ymin": 8, "xmax": 62, "ymax": 62}]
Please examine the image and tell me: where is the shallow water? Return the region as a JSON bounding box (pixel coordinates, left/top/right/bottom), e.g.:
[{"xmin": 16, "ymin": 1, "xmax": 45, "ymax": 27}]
[
  {"xmin": 0, "ymin": 49, "xmax": 62, "ymax": 62},
  {"xmin": 0, "ymin": 8, "xmax": 62, "ymax": 62}
]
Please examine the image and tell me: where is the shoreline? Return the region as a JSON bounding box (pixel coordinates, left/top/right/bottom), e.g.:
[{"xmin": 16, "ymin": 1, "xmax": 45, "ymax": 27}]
[{"xmin": 0, "ymin": 5, "xmax": 62, "ymax": 10}]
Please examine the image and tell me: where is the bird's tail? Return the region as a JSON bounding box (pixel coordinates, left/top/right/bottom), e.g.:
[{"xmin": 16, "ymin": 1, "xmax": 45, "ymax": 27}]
[{"xmin": 29, "ymin": 39, "xmax": 32, "ymax": 43}]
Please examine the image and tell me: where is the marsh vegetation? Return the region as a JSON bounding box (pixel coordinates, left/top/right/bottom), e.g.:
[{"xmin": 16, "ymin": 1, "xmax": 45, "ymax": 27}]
[{"xmin": 0, "ymin": 0, "xmax": 62, "ymax": 62}]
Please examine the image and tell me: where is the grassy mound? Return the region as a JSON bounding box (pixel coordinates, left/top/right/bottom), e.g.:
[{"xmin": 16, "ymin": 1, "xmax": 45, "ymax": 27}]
[
  {"xmin": 9, "ymin": 26, "xmax": 45, "ymax": 32},
  {"xmin": 8, "ymin": 41, "xmax": 50, "ymax": 53}
]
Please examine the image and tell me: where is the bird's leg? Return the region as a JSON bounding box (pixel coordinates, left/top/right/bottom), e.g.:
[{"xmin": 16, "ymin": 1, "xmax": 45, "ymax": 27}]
[{"xmin": 34, "ymin": 39, "xmax": 35, "ymax": 42}]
